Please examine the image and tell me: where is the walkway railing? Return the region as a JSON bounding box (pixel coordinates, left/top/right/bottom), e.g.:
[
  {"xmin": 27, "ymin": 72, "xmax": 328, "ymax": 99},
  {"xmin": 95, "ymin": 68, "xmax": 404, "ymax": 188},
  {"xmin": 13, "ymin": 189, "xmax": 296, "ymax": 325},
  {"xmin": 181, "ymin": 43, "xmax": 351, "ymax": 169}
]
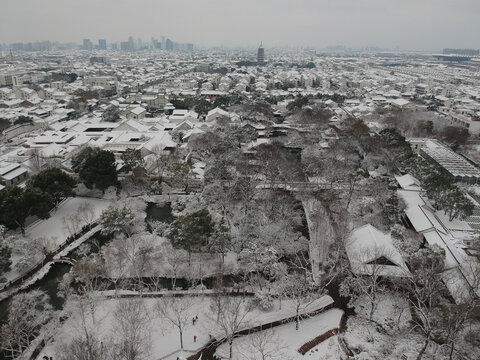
[{"xmin": 0, "ymin": 222, "xmax": 98, "ymax": 295}]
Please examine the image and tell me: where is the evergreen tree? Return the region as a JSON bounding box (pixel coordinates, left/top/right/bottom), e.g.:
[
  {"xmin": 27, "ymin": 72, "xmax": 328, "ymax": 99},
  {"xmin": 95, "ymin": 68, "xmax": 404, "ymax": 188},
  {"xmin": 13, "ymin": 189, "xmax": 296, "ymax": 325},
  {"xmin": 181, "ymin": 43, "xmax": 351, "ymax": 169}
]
[
  {"xmin": 27, "ymin": 168, "xmax": 76, "ymax": 207},
  {"xmin": 102, "ymin": 105, "xmax": 121, "ymax": 122},
  {"xmin": 168, "ymin": 162, "xmax": 194, "ymax": 194},
  {"xmin": 207, "ymin": 220, "xmax": 232, "ymax": 262},
  {"xmin": 72, "ymin": 147, "xmax": 117, "ymax": 192},
  {"xmin": 168, "ymin": 209, "xmax": 214, "ymax": 260},
  {"xmin": 0, "ymin": 241, "xmax": 12, "ymax": 282},
  {"xmin": 23, "ymin": 187, "xmax": 54, "ymax": 220},
  {"xmin": 99, "ymin": 205, "xmax": 135, "ymax": 237},
  {"xmin": 120, "ymin": 148, "xmax": 144, "ymax": 172},
  {"xmin": 0, "ymin": 187, "xmax": 29, "ymax": 232}
]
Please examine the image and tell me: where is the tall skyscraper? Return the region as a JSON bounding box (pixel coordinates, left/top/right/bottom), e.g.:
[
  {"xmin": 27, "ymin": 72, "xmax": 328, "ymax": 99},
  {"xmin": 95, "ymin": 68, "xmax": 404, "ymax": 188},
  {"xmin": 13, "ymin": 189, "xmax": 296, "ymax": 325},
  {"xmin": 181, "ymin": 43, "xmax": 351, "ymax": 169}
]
[
  {"xmin": 128, "ymin": 36, "xmax": 135, "ymax": 51},
  {"xmin": 83, "ymin": 39, "xmax": 93, "ymax": 50},
  {"xmin": 257, "ymin": 42, "xmax": 265, "ymax": 63},
  {"xmin": 98, "ymin": 39, "xmax": 107, "ymax": 50}
]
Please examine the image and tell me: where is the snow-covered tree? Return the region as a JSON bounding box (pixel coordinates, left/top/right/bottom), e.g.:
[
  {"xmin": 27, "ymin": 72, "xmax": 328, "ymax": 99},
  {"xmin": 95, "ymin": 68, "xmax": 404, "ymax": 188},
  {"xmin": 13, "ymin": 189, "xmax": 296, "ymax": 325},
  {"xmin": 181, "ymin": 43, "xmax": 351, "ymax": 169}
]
[
  {"xmin": 239, "ymin": 242, "xmax": 281, "ymax": 291},
  {"xmin": 99, "ymin": 205, "xmax": 136, "ymax": 237},
  {"xmin": 167, "ymin": 209, "xmax": 215, "ymax": 262},
  {"xmin": 207, "ymin": 219, "xmax": 232, "ymax": 263},
  {"xmin": 402, "ymin": 246, "xmax": 448, "ymax": 360},
  {"xmin": 145, "ymin": 145, "xmax": 176, "ymax": 179},
  {"xmin": 121, "ymin": 148, "xmax": 144, "ymax": 173},
  {"xmin": 57, "ymin": 334, "xmax": 113, "ymax": 360},
  {"xmin": 71, "ymin": 254, "xmax": 107, "ymax": 324},
  {"xmin": 113, "ymin": 300, "xmax": 151, "ymax": 360},
  {"xmin": 339, "ymin": 246, "xmax": 389, "ymax": 321},
  {"xmin": 58, "ymin": 294, "xmax": 111, "ymax": 360},
  {"xmin": 12, "ymin": 235, "xmax": 42, "ymax": 273},
  {"xmin": 72, "ymin": 254, "xmax": 105, "ymax": 294},
  {"xmin": 168, "ymin": 161, "xmax": 195, "ymax": 194},
  {"xmin": 161, "ymin": 242, "xmax": 188, "ymax": 290},
  {"xmin": 391, "ymin": 224, "xmax": 422, "ymax": 257},
  {"xmin": 0, "ymin": 236, "xmax": 11, "ymax": 283},
  {"xmin": 102, "ymin": 233, "xmax": 155, "ymax": 291},
  {"xmin": 281, "ymin": 273, "xmax": 319, "ymax": 330},
  {"xmin": 0, "ymin": 290, "xmax": 53, "ymax": 358},
  {"xmin": 211, "ymin": 296, "xmax": 252, "ymax": 359},
  {"xmin": 102, "ymin": 105, "xmax": 121, "ymax": 122}
]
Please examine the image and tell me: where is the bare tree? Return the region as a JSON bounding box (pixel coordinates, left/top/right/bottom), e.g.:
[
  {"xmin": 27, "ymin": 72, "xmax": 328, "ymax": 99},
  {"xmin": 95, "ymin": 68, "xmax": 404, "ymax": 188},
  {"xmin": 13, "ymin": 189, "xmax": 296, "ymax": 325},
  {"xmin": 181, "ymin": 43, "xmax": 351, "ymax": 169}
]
[
  {"xmin": 210, "ymin": 296, "xmax": 252, "ymax": 359},
  {"xmin": 400, "ymin": 246, "xmax": 448, "ymax": 360},
  {"xmin": 29, "ymin": 147, "xmax": 44, "ymax": 172},
  {"xmin": 63, "ymin": 212, "xmax": 82, "ymax": 238},
  {"xmin": 432, "ymin": 260, "xmax": 480, "ymax": 360},
  {"xmin": 238, "ymin": 328, "xmax": 287, "ymax": 360},
  {"xmin": 71, "ymin": 255, "xmax": 106, "ymax": 323},
  {"xmin": 339, "ymin": 246, "xmax": 390, "ymax": 321},
  {"xmin": 211, "ymin": 261, "xmax": 228, "ymax": 321},
  {"xmin": 33, "ymin": 236, "xmax": 56, "ymax": 265},
  {"xmin": 156, "ymin": 297, "xmax": 194, "ymax": 350},
  {"xmin": 76, "ymin": 201, "xmax": 96, "ymax": 229},
  {"xmin": 113, "ymin": 299, "xmax": 151, "ymax": 360},
  {"xmin": 57, "ymin": 334, "xmax": 113, "ymax": 360},
  {"xmin": 0, "ymin": 290, "xmax": 53, "ymax": 359},
  {"xmin": 281, "ymin": 273, "xmax": 318, "ymax": 330},
  {"xmin": 162, "ymin": 242, "xmax": 188, "ymax": 290},
  {"xmin": 147, "ymin": 145, "xmax": 176, "ymax": 179},
  {"xmin": 59, "ymin": 295, "xmax": 109, "ymax": 360},
  {"xmin": 185, "ymin": 259, "xmax": 207, "ymax": 294},
  {"xmin": 106, "ymin": 234, "xmax": 155, "ymax": 292}
]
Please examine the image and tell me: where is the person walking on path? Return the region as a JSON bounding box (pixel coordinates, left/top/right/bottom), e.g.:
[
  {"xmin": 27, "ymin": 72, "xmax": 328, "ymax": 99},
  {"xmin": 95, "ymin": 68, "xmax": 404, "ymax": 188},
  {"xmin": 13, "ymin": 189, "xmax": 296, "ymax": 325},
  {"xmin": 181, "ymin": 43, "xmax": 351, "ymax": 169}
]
[{"xmin": 194, "ymin": 335, "xmax": 197, "ymax": 343}]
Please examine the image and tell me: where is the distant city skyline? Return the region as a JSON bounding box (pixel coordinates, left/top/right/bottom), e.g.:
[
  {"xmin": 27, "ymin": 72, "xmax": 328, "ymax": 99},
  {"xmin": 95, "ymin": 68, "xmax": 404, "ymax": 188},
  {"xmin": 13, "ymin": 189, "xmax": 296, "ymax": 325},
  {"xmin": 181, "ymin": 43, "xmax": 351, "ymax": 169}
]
[{"xmin": 1, "ymin": 0, "xmax": 479, "ymax": 52}]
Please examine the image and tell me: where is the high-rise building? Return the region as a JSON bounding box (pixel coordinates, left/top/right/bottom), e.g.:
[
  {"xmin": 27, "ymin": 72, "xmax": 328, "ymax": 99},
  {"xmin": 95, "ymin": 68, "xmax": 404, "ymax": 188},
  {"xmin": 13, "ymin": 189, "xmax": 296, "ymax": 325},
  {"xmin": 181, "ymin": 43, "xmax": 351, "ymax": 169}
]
[
  {"xmin": 165, "ymin": 38, "xmax": 173, "ymax": 51},
  {"xmin": 83, "ymin": 39, "xmax": 93, "ymax": 50},
  {"xmin": 257, "ymin": 42, "xmax": 265, "ymax": 63},
  {"xmin": 128, "ymin": 36, "xmax": 135, "ymax": 51},
  {"xmin": 98, "ymin": 39, "xmax": 107, "ymax": 50}
]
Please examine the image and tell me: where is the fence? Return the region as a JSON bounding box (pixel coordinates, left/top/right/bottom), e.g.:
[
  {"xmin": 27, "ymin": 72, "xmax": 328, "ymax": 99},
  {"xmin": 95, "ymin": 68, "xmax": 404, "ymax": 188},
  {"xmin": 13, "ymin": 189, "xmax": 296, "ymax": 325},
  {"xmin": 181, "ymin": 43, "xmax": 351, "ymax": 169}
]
[{"xmin": 0, "ymin": 222, "xmax": 98, "ymax": 294}]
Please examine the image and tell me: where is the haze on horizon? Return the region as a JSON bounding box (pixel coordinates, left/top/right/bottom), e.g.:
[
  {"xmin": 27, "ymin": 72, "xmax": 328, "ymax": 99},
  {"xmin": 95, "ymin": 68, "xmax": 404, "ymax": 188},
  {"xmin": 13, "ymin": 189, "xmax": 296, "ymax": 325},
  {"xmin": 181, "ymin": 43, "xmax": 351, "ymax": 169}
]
[{"xmin": 1, "ymin": 0, "xmax": 479, "ymax": 51}]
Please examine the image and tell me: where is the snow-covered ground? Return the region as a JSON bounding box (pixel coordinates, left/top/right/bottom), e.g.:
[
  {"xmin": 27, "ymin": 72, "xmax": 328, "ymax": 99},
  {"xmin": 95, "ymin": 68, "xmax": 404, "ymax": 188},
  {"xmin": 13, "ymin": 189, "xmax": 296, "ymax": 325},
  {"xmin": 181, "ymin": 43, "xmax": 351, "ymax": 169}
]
[
  {"xmin": 3, "ymin": 197, "xmax": 112, "ymax": 283},
  {"xmin": 215, "ymin": 308, "xmax": 344, "ymax": 360},
  {"xmin": 37, "ymin": 295, "xmax": 336, "ymax": 360},
  {"xmin": 25, "ymin": 197, "xmax": 112, "ymax": 246},
  {"xmin": 343, "ymin": 293, "xmax": 418, "ymax": 359}
]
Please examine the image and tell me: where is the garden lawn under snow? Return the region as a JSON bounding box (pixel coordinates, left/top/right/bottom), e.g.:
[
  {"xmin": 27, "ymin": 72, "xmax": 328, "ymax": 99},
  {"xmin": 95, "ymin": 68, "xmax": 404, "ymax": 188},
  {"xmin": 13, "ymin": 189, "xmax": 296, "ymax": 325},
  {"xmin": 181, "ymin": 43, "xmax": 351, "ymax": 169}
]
[
  {"xmin": 37, "ymin": 296, "xmax": 337, "ymax": 360},
  {"xmin": 215, "ymin": 308, "xmax": 344, "ymax": 360},
  {"xmin": 25, "ymin": 197, "xmax": 112, "ymax": 246},
  {"xmin": 3, "ymin": 197, "xmax": 112, "ymax": 283}
]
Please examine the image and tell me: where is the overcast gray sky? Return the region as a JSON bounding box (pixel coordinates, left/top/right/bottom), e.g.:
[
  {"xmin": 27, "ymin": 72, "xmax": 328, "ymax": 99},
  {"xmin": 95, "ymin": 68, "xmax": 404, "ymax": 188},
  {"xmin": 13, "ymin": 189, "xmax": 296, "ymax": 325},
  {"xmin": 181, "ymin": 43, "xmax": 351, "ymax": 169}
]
[{"xmin": 1, "ymin": 0, "xmax": 479, "ymax": 51}]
